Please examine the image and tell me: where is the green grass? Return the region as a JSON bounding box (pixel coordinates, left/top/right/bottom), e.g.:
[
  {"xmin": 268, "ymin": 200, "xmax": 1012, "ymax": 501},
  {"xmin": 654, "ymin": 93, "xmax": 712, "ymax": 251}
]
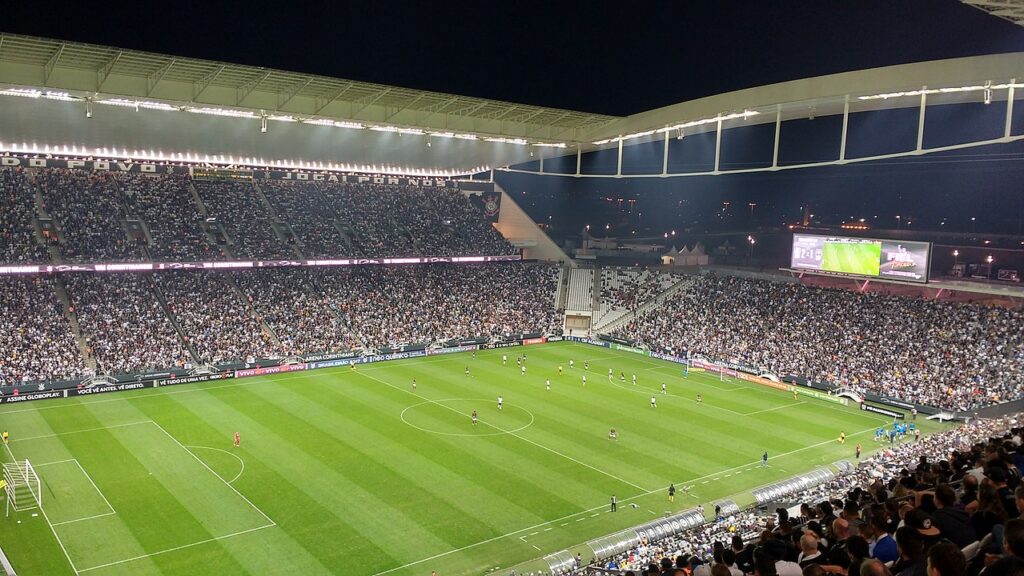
[
  {"xmin": 0, "ymin": 342, "xmax": 944, "ymax": 576},
  {"xmin": 821, "ymin": 240, "xmax": 881, "ymax": 276}
]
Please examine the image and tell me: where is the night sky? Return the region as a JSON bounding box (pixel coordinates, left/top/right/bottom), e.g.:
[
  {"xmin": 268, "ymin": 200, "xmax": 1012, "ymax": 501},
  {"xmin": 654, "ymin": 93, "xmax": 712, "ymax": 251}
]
[{"xmin": 5, "ymin": 1, "xmax": 1024, "ymax": 116}]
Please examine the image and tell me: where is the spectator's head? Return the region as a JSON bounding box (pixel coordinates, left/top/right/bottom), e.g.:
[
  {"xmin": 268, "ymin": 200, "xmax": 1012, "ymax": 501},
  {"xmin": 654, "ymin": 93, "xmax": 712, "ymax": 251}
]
[
  {"xmin": 985, "ymin": 556, "xmax": 1024, "ymax": 576},
  {"xmin": 895, "ymin": 526, "xmax": 925, "ymax": 560},
  {"xmin": 934, "ymin": 485, "xmax": 957, "ymax": 509},
  {"xmin": 754, "ymin": 553, "xmax": 778, "ymax": 576},
  {"xmin": 904, "ymin": 509, "xmax": 941, "ymax": 538},
  {"xmin": 722, "ymin": 549, "xmax": 737, "ymax": 567},
  {"xmin": 800, "ymin": 533, "xmax": 818, "ymax": 554},
  {"xmin": 860, "ymin": 559, "xmax": 893, "ymax": 576},
  {"xmin": 1015, "ymin": 485, "xmax": 1024, "ymax": 515},
  {"xmin": 926, "ymin": 541, "xmax": 966, "ymax": 576},
  {"xmin": 803, "ymin": 565, "xmax": 826, "ymax": 576},
  {"xmin": 847, "ymin": 535, "xmax": 870, "ymax": 561},
  {"xmin": 1005, "ymin": 518, "xmax": 1024, "ymax": 558},
  {"xmin": 833, "ymin": 518, "xmax": 851, "ymax": 540},
  {"xmin": 711, "ymin": 564, "xmax": 732, "ymax": 576}
]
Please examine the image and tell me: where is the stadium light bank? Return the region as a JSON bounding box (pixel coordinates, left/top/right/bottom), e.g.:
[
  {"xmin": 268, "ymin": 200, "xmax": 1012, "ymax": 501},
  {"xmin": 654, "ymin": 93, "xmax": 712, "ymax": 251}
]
[{"xmin": 0, "ymin": 87, "xmax": 568, "ymax": 175}]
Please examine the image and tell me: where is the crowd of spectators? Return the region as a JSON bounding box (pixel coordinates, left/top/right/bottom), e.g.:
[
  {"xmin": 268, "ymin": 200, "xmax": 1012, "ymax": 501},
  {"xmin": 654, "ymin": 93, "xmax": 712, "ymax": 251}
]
[
  {"xmin": 154, "ymin": 271, "xmax": 281, "ymax": 364},
  {"xmin": 325, "ymin": 183, "xmax": 514, "ymax": 257},
  {"xmin": 259, "ymin": 181, "xmax": 354, "ymax": 258},
  {"xmin": 194, "ymin": 180, "xmax": 295, "ymax": 259},
  {"xmin": 0, "ymin": 168, "xmax": 514, "ymax": 263},
  {"xmin": 119, "ymin": 173, "xmax": 223, "ymax": 261},
  {"xmin": 65, "ymin": 274, "xmax": 191, "ymax": 375},
  {"xmin": 235, "ymin": 269, "xmax": 357, "ymax": 355},
  {"xmin": 312, "ymin": 263, "xmax": 560, "ymax": 349},
  {"xmin": 37, "ymin": 168, "xmax": 143, "ymax": 262},
  {"xmin": 0, "ymin": 277, "xmax": 85, "ymax": 386},
  {"xmin": 0, "ymin": 167, "xmax": 49, "ymax": 263},
  {"xmin": 612, "ymin": 274, "xmax": 1024, "ymax": 411},
  {"xmin": 570, "ymin": 415, "xmax": 1023, "ymax": 576}
]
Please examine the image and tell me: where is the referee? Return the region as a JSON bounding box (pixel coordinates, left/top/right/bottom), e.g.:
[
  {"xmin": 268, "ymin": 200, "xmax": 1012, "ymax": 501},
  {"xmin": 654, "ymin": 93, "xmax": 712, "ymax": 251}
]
[{"xmin": 610, "ymin": 494, "xmax": 617, "ymax": 512}]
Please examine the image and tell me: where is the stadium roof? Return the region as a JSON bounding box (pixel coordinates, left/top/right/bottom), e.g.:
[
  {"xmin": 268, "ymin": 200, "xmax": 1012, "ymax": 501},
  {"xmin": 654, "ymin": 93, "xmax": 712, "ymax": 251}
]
[
  {"xmin": 2, "ymin": 33, "xmax": 1024, "ymax": 175},
  {"xmin": 0, "ymin": 33, "xmax": 616, "ymax": 142},
  {"xmin": 961, "ymin": 0, "xmax": 1024, "ymax": 26}
]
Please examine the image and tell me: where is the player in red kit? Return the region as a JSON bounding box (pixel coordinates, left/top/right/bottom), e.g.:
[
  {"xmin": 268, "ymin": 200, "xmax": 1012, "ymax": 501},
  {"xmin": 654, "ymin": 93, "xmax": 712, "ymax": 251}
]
[{"xmin": 234, "ymin": 431, "xmax": 240, "ymax": 447}]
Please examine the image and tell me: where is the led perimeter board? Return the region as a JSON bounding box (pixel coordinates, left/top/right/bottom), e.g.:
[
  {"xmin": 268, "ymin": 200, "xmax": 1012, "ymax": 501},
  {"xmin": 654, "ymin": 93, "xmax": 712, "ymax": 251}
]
[{"xmin": 791, "ymin": 234, "xmax": 931, "ymax": 283}]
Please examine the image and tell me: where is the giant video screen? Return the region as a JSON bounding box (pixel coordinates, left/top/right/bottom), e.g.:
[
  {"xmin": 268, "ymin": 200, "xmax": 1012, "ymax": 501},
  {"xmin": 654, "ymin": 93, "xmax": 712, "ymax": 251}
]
[{"xmin": 791, "ymin": 234, "xmax": 930, "ymax": 283}]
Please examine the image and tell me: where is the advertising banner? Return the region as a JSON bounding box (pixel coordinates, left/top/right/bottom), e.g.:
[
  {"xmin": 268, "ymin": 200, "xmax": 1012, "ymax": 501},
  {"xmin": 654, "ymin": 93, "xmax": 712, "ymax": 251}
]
[
  {"xmin": 235, "ymin": 363, "xmax": 308, "ymax": 378},
  {"xmin": 489, "ymin": 341, "xmax": 524, "ymax": 349},
  {"xmin": 523, "ymin": 337, "xmax": 548, "ymax": 346},
  {"xmin": 614, "ymin": 344, "xmax": 646, "ymax": 355},
  {"xmin": 160, "ymin": 373, "xmax": 235, "ymax": 387},
  {"xmin": 426, "ymin": 345, "xmax": 478, "ymax": 356},
  {"xmin": 0, "ymin": 390, "xmax": 66, "ymax": 404},
  {"xmin": 791, "ymin": 234, "xmax": 930, "ymax": 283},
  {"xmin": 795, "ymin": 387, "xmax": 849, "ymax": 406},
  {"xmin": 649, "ymin": 352, "xmax": 688, "ymax": 365},
  {"xmin": 860, "ymin": 403, "xmax": 905, "ymax": 419},
  {"xmin": 568, "ymin": 336, "xmax": 610, "ymax": 348}
]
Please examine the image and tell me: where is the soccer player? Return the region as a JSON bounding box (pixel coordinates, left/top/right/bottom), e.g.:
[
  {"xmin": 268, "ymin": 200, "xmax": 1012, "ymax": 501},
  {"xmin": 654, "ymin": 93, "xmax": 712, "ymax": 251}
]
[
  {"xmin": 632, "ymin": 373, "xmax": 637, "ymax": 385},
  {"xmin": 855, "ymin": 443, "xmax": 862, "ymax": 459},
  {"xmin": 838, "ymin": 431, "xmax": 846, "ymax": 445},
  {"xmin": 911, "ymin": 407, "xmax": 917, "ymax": 420},
  {"xmin": 234, "ymin": 431, "xmax": 240, "ymax": 448},
  {"xmin": 502, "ymin": 354, "xmax": 507, "ymax": 365},
  {"xmin": 696, "ymin": 393, "xmax": 703, "ymax": 404},
  {"xmin": 497, "ymin": 396, "xmax": 503, "ymax": 411},
  {"xmin": 471, "ymin": 410, "xmax": 478, "ymax": 426},
  {"xmin": 2, "ymin": 430, "xmax": 8, "ymax": 445},
  {"xmin": 582, "ymin": 375, "xmax": 587, "ymax": 387},
  {"xmin": 465, "ymin": 365, "xmax": 470, "ymax": 376},
  {"xmin": 521, "ymin": 365, "xmax": 526, "ymax": 376},
  {"xmin": 610, "ymin": 494, "xmax": 617, "ymax": 512},
  {"xmin": 661, "ymin": 382, "xmax": 667, "ymax": 394},
  {"xmin": 609, "ymin": 428, "xmax": 617, "ymax": 440},
  {"xmin": 620, "ymin": 371, "xmax": 625, "ymax": 382},
  {"xmin": 558, "ymin": 365, "xmax": 563, "ymax": 375},
  {"xmin": 569, "ymin": 359, "xmax": 574, "ymax": 369},
  {"xmin": 472, "ymin": 350, "xmax": 476, "ymax": 360},
  {"xmin": 914, "ymin": 428, "xmax": 921, "ymax": 442},
  {"xmin": 793, "ymin": 388, "xmax": 798, "ymax": 401},
  {"xmin": 545, "ymin": 378, "xmax": 551, "ymax": 391},
  {"xmin": 762, "ymin": 450, "xmax": 768, "ymax": 467},
  {"xmin": 668, "ymin": 484, "xmax": 676, "ymax": 502},
  {"xmin": 608, "ymin": 367, "xmax": 613, "ymax": 378},
  {"xmin": 516, "ymin": 356, "xmax": 521, "ymax": 367},
  {"xmin": 584, "ymin": 361, "xmax": 589, "ymax": 371},
  {"xmin": 650, "ymin": 396, "xmax": 657, "ymax": 408},
  {"xmin": 349, "ymin": 360, "xmax": 356, "ymax": 371},
  {"xmin": 412, "ymin": 378, "xmax": 417, "ymax": 390}
]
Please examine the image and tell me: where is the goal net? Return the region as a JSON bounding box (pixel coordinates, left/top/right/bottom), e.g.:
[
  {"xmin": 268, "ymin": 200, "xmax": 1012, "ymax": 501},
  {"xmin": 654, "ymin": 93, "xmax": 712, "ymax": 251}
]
[{"xmin": 3, "ymin": 460, "xmax": 41, "ymax": 514}]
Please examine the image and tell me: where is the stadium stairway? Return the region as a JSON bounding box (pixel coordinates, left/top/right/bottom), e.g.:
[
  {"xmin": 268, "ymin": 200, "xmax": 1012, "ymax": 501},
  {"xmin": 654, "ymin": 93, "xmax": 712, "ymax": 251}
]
[
  {"xmin": 52, "ymin": 277, "xmax": 97, "ymax": 372},
  {"xmin": 592, "ymin": 273, "xmax": 696, "ymax": 334},
  {"xmin": 225, "ymin": 274, "xmax": 285, "ymax": 349},
  {"xmin": 147, "ymin": 274, "xmax": 202, "ymax": 365},
  {"xmin": 251, "ymin": 180, "xmax": 305, "ymax": 259},
  {"xmin": 554, "ymin": 265, "xmax": 568, "ymax": 311}
]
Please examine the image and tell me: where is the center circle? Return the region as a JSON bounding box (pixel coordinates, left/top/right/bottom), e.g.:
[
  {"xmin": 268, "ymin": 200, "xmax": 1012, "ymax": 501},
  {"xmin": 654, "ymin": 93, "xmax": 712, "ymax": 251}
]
[{"xmin": 400, "ymin": 398, "xmax": 535, "ymax": 437}]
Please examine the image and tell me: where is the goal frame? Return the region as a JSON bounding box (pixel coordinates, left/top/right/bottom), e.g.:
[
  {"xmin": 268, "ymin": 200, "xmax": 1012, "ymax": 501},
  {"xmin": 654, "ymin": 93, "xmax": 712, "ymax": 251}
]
[{"xmin": 4, "ymin": 459, "xmax": 42, "ymax": 516}]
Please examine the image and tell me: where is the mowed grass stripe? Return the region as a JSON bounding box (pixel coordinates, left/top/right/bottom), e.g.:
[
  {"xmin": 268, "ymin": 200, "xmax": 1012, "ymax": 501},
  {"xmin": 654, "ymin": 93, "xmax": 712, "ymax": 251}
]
[
  {"xmin": 149, "ymin": 386, "xmax": 413, "ymax": 574},
  {"xmin": 276, "ymin": 374, "xmax": 592, "ymax": 524}
]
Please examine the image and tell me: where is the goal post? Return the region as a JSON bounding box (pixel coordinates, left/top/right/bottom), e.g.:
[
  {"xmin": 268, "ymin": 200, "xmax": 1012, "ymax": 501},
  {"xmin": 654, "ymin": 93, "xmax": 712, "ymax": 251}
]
[{"xmin": 3, "ymin": 460, "xmax": 41, "ymax": 516}]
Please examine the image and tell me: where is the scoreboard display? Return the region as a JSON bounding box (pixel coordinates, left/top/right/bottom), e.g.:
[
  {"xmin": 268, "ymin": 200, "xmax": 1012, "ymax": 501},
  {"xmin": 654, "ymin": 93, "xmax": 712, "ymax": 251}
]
[{"xmin": 791, "ymin": 234, "xmax": 930, "ymax": 283}]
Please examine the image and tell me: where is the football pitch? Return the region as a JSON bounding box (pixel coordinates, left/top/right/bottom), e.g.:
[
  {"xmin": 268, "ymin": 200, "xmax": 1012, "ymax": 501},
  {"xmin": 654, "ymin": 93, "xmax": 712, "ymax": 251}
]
[
  {"xmin": 0, "ymin": 342, "xmax": 943, "ymax": 576},
  {"xmin": 821, "ymin": 241, "xmax": 882, "ymax": 276}
]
